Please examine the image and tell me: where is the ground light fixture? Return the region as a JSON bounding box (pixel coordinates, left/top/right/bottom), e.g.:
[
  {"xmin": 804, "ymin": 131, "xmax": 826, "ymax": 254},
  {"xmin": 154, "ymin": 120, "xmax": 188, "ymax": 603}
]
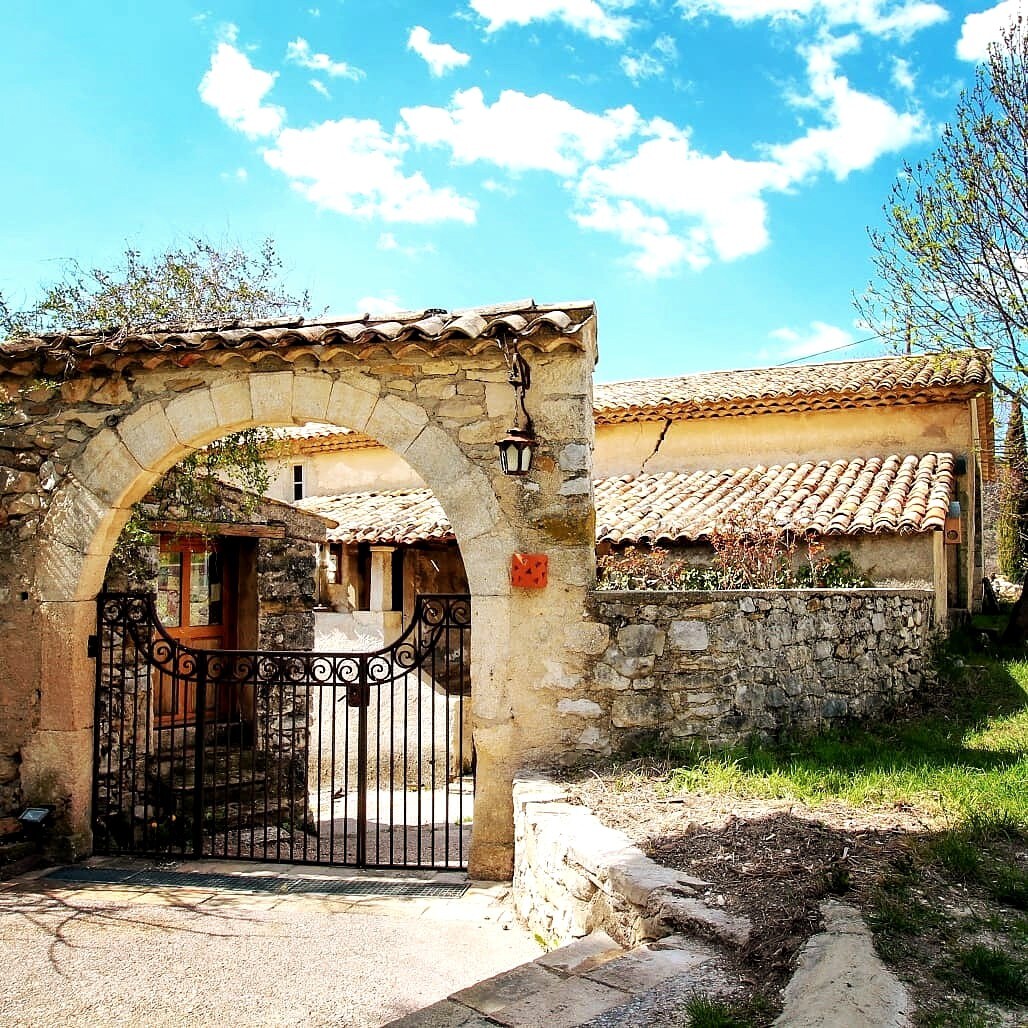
[
  {"xmin": 494, "ymin": 329, "xmax": 538, "ymax": 476},
  {"xmin": 17, "ymin": 805, "xmax": 55, "ymax": 830}
]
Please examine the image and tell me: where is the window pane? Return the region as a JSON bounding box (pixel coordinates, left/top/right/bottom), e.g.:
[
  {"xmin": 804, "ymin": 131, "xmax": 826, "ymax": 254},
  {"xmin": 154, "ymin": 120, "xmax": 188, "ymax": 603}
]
[
  {"xmin": 156, "ymin": 552, "xmax": 182, "ymax": 627},
  {"xmin": 190, "ymin": 550, "xmax": 223, "ymax": 627}
]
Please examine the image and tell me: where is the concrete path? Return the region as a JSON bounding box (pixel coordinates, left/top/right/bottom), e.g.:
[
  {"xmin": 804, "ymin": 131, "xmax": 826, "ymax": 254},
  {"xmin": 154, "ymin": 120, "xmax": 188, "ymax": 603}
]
[{"xmin": 0, "ymin": 860, "xmax": 542, "ymax": 1028}]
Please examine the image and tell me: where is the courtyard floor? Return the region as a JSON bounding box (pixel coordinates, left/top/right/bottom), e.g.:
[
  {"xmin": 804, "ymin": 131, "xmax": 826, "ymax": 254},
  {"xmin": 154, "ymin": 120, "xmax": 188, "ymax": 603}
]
[{"xmin": 0, "ymin": 858, "xmax": 542, "ymax": 1027}]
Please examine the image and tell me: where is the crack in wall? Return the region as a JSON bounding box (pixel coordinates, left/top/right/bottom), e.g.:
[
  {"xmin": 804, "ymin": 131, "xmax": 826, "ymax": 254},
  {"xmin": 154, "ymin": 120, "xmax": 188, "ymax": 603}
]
[{"xmin": 640, "ymin": 418, "xmax": 672, "ymax": 474}]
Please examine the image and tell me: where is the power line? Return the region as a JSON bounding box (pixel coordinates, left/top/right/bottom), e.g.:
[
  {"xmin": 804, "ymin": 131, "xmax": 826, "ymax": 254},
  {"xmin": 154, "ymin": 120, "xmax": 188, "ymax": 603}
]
[{"xmin": 775, "ymin": 332, "xmax": 892, "ymax": 367}]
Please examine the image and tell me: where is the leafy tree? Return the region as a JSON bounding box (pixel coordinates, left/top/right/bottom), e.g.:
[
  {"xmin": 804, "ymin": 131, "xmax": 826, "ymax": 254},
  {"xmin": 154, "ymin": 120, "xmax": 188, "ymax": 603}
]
[
  {"xmin": 1, "ymin": 238, "xmax": 309, "ymax": 575},
  {"xmin": 857, "ymin": 18, "xmax": 1028, "ymax": 638},
  {"xmin": 1, "ymin": 237, "xmax": 308, "ymax": 339},
  {"xmin": 997, "ymin": 402, "xmax": 1028, "ymax": 580},
  {"xmin": 857, "ymin": 18, "xmax": 1027, "ymax": 407}
]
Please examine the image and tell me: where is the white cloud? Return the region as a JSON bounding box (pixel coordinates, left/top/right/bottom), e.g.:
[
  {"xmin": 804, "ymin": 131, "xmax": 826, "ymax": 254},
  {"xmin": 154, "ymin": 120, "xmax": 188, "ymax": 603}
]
[
  {"xmin": 407, "ymin": 26, "xmax": 471, "ymax": 76},
  {"xmin": 220, "ymin": 167, "xmax": 248, "ymax": 182},
  {"xmin": 402, "ymin": 88, "xmax": 640, "ymax": 176},
  {"xmin": 576, "ymin": 120, "xmax": 784, "ymax": 269},
  {"xmin": 483, "ymin": 177, "xmax": 517, "ymax": 195},
  {"xmin": 677, "ymin": 0, "xmax": 947, "ymax": 39},
  {"xmin": 767, "ymin": 34, "xmax": 929, "ymax": 181},
  {"xmin": 956, "ymin": 1, "xmax": 1023, "ymax": 62},
  {"xmin": 199, "ymin": 42, "xmax": 285, "ymax": 139},
  {"xmin": 310, "ymin": 79, "xmax": 331, "ymax": 98},
  {"xmin": 264, "ymin": 118, "xmax": 477, "ymax": 224},
  {"xmin": 356, "ymin": 295, "xmax": 404, "ymax": 315},
  {"xmin": 768, "ymin": 320, "xmax": 855, "ymax": 359},
  {"xmin": 621, "ymin": 34, "xmax": 678, "ymax": 82},
  {"xmin": 468, "ymin": 0, "xmax": 636, "ymax": 41},
  {"xmin": 891, "ymin": 56, "xmax": 916, "ymax": 92},
  {"xmin": 575, "ymin": 198, "xmax": 698, "ymax": 275},
  {"xmin": 377, "ymin": 232, "xmax": 437, "ymax": 257},
  {"xmin": 286, "ymin": 37, "xmax": 364, "ymax": 80}
]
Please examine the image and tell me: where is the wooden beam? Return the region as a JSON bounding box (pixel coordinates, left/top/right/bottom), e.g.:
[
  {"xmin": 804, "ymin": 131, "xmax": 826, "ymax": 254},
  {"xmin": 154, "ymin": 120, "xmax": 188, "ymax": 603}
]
[
  {"xmin": 147, "ymin": 520, "xmax": 286, "ymax": 539},
  {"xmin": 932, "ymin": 529, "xmax": 948, "ymax": 627}
]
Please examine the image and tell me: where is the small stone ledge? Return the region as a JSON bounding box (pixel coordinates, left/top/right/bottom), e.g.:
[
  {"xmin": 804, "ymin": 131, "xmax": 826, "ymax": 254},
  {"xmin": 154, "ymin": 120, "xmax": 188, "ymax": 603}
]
[
  {"xmin": 774, "ymin": 901, "xmax": 913, "ymax": 1028},
  {"xmin": 512, "ymin": 774, "xmax": 751, "ymax": 949}
]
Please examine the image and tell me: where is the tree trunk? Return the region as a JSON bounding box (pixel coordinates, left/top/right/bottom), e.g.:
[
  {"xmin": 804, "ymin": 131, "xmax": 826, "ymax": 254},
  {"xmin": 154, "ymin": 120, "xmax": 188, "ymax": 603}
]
[{"xmin": 1002, "ymin": 579, "xmax": 1028, "ymax": 645}]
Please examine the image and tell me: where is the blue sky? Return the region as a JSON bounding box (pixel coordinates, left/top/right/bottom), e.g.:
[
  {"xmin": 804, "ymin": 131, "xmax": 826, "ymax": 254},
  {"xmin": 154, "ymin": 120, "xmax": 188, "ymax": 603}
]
[{"xmin": 0, "ymin": 1, "xmax": 1021, "ymax": 381}]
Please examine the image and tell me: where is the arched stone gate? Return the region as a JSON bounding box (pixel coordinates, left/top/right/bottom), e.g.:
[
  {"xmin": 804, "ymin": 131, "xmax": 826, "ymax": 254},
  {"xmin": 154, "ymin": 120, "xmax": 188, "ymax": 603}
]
[{"xmin": 0, "ymin": 302, "xmax": 597, "ymax": 878}]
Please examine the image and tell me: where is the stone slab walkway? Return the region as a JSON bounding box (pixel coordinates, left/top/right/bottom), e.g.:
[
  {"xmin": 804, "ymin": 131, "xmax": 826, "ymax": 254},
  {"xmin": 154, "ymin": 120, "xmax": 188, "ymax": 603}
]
[
  {"xmin": 386, "ymin": 930, "xmax": 737, "ymax": 1028},
  {"xmin": 0, "ymin": 858, "xmax": 542, "ymax": 1027}
]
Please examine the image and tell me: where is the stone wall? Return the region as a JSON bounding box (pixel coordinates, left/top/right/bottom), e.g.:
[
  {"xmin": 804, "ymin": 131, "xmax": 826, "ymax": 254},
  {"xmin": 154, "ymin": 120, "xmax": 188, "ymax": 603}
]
[
  {"xmin": 512, "ymin": 776, "xmax": 750, "ymax": 948},
  {"xmin": 559, "ymin": 589, "xmax": 936, "ymax": 756},
  {"xmin": 0, "ymin": 311, "xmax": 598, "ymax": 873}
]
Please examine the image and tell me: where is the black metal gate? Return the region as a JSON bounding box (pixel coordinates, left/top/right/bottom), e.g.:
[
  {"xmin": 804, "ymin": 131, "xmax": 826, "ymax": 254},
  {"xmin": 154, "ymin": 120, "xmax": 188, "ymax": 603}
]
[{"xmin": 91, "ymin": 592, "xmax": 473, "ymax": 869}]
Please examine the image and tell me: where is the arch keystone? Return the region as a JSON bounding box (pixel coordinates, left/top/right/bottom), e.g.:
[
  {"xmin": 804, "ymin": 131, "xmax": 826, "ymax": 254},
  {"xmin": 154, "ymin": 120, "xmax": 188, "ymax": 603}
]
[
  {"xmin": 291, "ymin": 373, "xmax": 333, "ymax": 423},
  {"xmin": 249, "ymin": 370, "xmax": 296, "ymax": 424}
]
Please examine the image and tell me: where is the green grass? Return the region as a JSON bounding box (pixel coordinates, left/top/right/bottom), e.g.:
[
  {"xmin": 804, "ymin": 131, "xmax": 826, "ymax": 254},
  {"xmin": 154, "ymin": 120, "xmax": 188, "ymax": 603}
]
[
  {"xmin": 681, "ymin": 995, "xmax": 758, "ymax": 1028},
  {"xmin": 954, "ymin": 944, "xmax": 1028, "ymax": 1003},
  {"xmin": 662, "ymin": 657, "xmax": 1028, "ymax": 830}
]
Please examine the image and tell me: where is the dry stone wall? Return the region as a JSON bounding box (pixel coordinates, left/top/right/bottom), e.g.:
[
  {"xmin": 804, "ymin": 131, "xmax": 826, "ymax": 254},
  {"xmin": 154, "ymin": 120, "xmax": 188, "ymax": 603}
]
[{"xmin": 560, "ymin": 589, "xmax": 936, "ymax": 756}]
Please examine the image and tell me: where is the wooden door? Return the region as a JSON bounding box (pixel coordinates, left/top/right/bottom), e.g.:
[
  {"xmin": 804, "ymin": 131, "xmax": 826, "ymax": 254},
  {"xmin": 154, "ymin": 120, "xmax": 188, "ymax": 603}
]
[{"xmin": 154, "ymin": 536, "xmax": 237, "ymax": 726}]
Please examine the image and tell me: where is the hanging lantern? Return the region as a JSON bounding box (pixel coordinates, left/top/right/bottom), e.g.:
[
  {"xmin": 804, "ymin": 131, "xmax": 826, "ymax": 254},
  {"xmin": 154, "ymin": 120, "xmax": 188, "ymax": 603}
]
[{"xmin": 494, "ymin": 330, "xmax": 539, "ymax": 476}]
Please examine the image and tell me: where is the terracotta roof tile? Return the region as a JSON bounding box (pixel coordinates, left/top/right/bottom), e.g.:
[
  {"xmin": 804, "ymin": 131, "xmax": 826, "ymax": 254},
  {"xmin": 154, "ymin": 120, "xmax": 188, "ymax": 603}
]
[
  {"xmin": 594, "ymin": 352, "xmax": 988, "ymax": 422},
  {"xmin": 0, "ymin": 299, "xmax": 595, "ymax": 373},
  {"xmin": 300, "ymin": 452, "xmax": 954, "ymax": 547}
]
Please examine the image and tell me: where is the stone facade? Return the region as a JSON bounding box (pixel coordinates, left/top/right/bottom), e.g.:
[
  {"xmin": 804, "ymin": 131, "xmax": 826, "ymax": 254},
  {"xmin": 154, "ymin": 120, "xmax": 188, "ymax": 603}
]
[
  {"xmin": 559, "ymin": 589, "xmax": 937, "ymax": 756},
  {"xmin": 0, "ymin": 308, "xmax": 598, "ymax": 875}
]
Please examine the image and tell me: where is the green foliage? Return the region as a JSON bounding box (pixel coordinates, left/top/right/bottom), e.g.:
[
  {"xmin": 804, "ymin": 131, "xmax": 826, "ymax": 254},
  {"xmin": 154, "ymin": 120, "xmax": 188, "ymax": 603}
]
[
  {"xmin": 2, "ymin": 237, "xmax": 308, "ymax": 338},
  {"xmin": 0, "ymin": 238, "xmax": 309, "ymax": 582},
  {"xmin": 796, "ymin": 546, "xmax": 872, "ymax": 588},
  {"xmin": 998, "ymin": 402, "xmax": 1028, "ymax": 580},
  {"xmin": 857, "ymin": 20, "xmax": 1028, "ymax": 411}
]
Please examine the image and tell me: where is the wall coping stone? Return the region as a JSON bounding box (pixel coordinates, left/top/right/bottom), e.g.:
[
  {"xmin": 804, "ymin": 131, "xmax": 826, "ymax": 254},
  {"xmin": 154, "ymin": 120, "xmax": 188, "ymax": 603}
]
[
  {"xmin": 592, "ymin": 588, "xmax": 934, "ymax": 600},
  {"xmin": 513, "ymin": 774, "xmax": 751, "ymax": 949}
]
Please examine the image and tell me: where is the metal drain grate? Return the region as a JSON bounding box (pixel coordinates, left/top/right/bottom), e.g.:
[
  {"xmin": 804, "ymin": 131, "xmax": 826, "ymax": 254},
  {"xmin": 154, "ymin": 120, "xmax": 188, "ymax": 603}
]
[{"xmin": 45, "ymin": 866, "xmax": 469, "ymax": 898}]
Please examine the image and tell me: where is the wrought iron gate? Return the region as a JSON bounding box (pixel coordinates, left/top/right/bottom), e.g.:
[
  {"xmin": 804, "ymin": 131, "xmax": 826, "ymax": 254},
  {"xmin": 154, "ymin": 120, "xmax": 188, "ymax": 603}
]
[{"xmin": 91, "ymin": 592, "xmax": 473, "ymax": 869}]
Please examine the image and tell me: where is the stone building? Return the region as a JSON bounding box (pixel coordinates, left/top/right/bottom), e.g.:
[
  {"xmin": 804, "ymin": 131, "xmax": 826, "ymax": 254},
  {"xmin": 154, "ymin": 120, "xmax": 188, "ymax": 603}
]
[{"xmin": 271, "ymin": 350, "xmax": 993, "ymax": 629}]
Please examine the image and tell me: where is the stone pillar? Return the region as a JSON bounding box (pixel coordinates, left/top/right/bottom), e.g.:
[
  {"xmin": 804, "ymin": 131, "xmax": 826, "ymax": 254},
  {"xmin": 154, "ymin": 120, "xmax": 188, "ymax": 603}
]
[{"xmin": 369, "ymin": 546, "xmax": 395, "ymax": 612}]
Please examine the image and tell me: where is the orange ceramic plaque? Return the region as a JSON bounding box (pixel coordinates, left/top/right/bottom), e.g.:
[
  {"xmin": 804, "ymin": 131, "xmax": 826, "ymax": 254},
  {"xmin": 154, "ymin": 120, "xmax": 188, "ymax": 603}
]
[{"xmin": 511, "ymin": 553, "xmax": 548, "ymax": 588}]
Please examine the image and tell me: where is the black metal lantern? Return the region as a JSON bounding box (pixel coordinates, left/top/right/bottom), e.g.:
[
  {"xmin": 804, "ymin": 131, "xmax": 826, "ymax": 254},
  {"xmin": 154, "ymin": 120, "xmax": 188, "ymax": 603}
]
[
  {"xmin": 496, "ymin": 426, "xmax": 538, "ymax": 475},
  {"xmin": 494, "ymin": 332, "xmax": 538, "ymax": 476}
]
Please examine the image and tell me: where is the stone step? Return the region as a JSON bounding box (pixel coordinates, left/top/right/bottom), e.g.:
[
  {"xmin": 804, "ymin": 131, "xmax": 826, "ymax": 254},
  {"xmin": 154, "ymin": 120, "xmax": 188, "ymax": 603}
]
[{"xmin": 385, "ymin": 930, "xmax": 728, "ymax": 1028}]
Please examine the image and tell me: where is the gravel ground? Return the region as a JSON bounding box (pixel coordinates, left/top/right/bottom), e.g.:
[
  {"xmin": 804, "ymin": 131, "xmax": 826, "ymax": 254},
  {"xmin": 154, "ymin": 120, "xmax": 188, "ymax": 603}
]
[{"xmin": 0, "ymin": 871, "xmax": 541, "ymax": 1028}]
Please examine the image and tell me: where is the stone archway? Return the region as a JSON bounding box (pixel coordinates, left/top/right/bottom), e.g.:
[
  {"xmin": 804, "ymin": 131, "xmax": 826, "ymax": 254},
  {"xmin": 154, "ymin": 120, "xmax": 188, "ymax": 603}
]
[{"xmin": 0, "ymin": 303, "xmax": 597, "ymax": 877}]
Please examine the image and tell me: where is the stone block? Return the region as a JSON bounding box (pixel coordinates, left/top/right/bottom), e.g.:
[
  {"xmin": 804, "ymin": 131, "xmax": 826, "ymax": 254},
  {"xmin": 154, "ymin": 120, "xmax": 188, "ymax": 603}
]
[
  {"xmin": 452, "ymin": 962, "xmax": 559, "ymax": 1016},
  {"xmin": 247, "ymin": 370, "xmax": 295, "ymax": 425},
  {"xmin": 71, "ymin": 431, "xmax": 146, "ymax": 508},
  {"xmin": 325, "ymin": 377, "xmax": 379, "ymax": 431},
  {"xmin": 616, "ymin": 623, "xmax": 665, "ymax": 658},
  {"xmin": 557, "ymin": 698, "xmax": 603, "ymax": 717},
  {"xmin": 490, "ymin": 976, "xmax": 628, "ymax": 1027},
  {"xmin": 669, "ymin": 619, "xmax": 709, "ymax": 652},
  {"xmin": 583, "ymin": 943, "xmax": 714, "ymax": 991},
  {"xmin": 291, "ymin": 373, "xmax": 333, "ymax": 422},
  {"xmin": 117, "ymin": 402, "xmax": 186, "ymax": 473},
  {"xmin": 208, "ymin": 379, "xmax": 254, "ymax": 431},
  {"xmin": 611, "ymin": 692, "xmax": 662, "ymax": 728},
  {"xmin": 364, "ymin": 394, "xmax": 429, "ymax": 453},
  {"xmin": 165, "ymin": 387, "xmax": 222, "ymax": 447},
  {"xmin": 564, "ymin": 621, "xmax": 610, "ymax": 655}
]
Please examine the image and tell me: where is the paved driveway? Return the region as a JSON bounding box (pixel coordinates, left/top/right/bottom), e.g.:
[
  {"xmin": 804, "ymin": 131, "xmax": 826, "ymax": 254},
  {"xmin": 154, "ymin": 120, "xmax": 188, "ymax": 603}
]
[{"xmin": 0, "ymin": 862, "xmax": 542, "ymax": 1027}]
